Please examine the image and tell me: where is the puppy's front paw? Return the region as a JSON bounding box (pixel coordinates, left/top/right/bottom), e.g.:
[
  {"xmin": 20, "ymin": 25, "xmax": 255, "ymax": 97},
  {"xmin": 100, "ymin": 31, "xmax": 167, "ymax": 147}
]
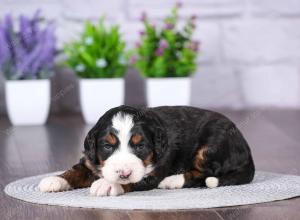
[
  {"xmin": 38, "ymin": 176, "xmax": 71, "ymax": 192},
  {"xmin": 158, "ymin": 174, "xmax": 185, "ymax": 189},
  {"xmin": 90, "ymin": 179, "xmax": 124, "ymax": 197}
]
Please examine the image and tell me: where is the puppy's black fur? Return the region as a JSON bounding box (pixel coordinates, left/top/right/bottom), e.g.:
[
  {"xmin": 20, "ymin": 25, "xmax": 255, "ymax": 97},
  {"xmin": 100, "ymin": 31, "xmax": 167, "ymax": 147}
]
[{"xmin": 77, "ymin": 105, "xmax": 255, "ymax": 191}]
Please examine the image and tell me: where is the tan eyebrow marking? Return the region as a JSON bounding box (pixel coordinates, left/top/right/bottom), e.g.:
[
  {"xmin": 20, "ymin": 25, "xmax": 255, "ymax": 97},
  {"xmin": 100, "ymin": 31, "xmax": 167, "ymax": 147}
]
[
  {"xmin": 105, "ymin": 133, "xmax": 117, "ymax": 145},
  {"xmin": 131, "ymin": 133, "xmax": 143, "ymax": 145}
]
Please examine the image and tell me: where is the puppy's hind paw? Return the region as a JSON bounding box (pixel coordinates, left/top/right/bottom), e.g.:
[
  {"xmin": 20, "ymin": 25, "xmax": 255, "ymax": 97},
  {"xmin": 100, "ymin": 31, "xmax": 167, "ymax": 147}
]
[{"xmin": 38, "ymin": 176, "xmax": 71, "ymax": 192}]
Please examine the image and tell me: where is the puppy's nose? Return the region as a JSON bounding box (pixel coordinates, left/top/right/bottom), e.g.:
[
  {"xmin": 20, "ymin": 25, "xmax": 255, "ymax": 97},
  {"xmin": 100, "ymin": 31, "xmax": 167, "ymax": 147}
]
[{"xmin": 117, "ymin": 169, "xmax": 132, "ymax": 179}]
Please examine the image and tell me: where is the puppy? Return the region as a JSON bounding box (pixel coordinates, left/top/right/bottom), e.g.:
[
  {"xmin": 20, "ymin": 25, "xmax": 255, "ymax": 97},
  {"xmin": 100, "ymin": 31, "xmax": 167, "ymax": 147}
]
[{"xmin": 39, "ymin": 105, "xmax": 255, "ymax": 196}]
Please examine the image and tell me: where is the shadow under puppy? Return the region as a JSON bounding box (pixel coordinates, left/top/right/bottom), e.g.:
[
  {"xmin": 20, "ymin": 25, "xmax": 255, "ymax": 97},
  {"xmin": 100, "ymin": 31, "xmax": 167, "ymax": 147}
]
[{"xmin": 39, "ymin": 105, "xmax": 255, "ymax": 196}]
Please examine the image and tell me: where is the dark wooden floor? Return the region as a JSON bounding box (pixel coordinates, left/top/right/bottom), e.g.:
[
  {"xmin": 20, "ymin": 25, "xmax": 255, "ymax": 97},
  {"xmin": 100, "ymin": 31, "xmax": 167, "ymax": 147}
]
[{"xmin": 1, "ymin": 110, "xmax": 300, "ymax": 220}]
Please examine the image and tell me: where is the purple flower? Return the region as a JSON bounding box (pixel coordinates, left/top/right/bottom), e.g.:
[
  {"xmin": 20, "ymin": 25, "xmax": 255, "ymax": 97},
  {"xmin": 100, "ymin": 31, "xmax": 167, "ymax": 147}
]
[
  {"xmin": 30, "ymin": 23, "xmax": 56, "ymax": 75},
  {"xmin": 0, "ymin": 26, "xmax": 9, "ymax": 66},
  {"xmin": 164, "ymin": 22, "xmax": 174, "ymax": 30},
  {"xmin": 129, "ymin": 56, "xmax": 137, "ymax": 65},
  {"xmin": 135, "ymin": 42, "xmax": 141, "ymax": 48},
  {"xmin": 159, "ymin": 39, "xmax": 168, "ymax": 49},
  {"xmin": 2, "ymin": 15, "xmax": 14, "ymax": 55},
  {"xmin": 176, "ymin": 1, "xmax": 183, "ymax": 8},
  {"xmin": 191, "ymin": 14, "xmax": 197, "ymax": 20},
  {"xmin": 155, "ymin": 39, "xmax": 169, "ymax": 56},
  {"xmin": 140, "ymin": 11, "xmax": 147, "ymax": 22},
  {"xmin": 31, "ymin": 10, "xmax": 42, "ymax": 41},
  {"xmin": 139, "ymin": 30, "xmax": 145, "ymax": 36},
  {"xmin": 189, "ymin": 40, "xmax": 200, "ymax": 52},
  {"xmin": 0, "ymin": 10, "xmax": 56, "ymax": 80},
  {"xmin": 19, "ymin": 15, "xmax": 33, "ymax": 49},
  {"xmin": 155, "ymin": 47, "xmax": 164, "ymax": 56},
  {"xmin": 32, "ymin": 9, "xmax": 42, "ymax": 23}
]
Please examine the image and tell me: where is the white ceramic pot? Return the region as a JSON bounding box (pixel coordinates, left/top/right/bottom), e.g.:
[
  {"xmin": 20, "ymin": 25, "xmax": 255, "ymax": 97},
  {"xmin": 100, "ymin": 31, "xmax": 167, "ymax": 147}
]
[
  {"xmin": 5, "ymin": 79, "xmax": 50, "ymax": 125},
  {"xmin": 79, "ymin": 78, "xmax": 124, "ymax": 124},
  {"xmin": 146, "ymin": 77, "xmax": 191, "ymax": 107}
]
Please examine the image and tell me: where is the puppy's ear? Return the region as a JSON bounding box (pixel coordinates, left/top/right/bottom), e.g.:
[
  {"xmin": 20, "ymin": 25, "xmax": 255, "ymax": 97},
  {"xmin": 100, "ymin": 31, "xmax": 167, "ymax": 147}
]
[
  {"xmin": 153, "ymin": 126, "xmax": 168, "ymax": 160},
  {"xmin": 140, "ymin": 110, "xmax": 168, "ymax": 160},
  {"xmin": 84, "ymin": 130, "xmax": 98, "ymax": 164},
  {"xmin": 83, "ymin": 106, "xmax": 121, "ymax": 164}
]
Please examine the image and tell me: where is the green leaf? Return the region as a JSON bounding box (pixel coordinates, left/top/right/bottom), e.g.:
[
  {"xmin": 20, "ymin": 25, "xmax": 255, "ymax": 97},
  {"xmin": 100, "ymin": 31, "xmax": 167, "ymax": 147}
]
[{"xmin": 63, "ymin": 17, "xmax": 128, "ymax": 78}]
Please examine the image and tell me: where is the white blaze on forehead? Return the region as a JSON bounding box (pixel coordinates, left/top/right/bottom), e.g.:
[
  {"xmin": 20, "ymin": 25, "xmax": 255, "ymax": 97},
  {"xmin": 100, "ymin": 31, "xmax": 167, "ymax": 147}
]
[
  {"xmin": 102, "ymin": 112, "xmax": 147, "ymax": 184},
  {"xmin": 112, "ymin": 112, "xmax": 134, "ymax": 152},
  {"xmin": 103, "ymin": 112, "xmax": 146, "ymax": 184}
]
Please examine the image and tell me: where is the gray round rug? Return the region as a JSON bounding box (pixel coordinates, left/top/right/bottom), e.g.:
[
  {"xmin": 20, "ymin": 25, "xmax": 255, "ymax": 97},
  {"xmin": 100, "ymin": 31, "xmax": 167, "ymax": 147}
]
[{"xmin": 4, "ymin": 171, "xmax": 300, "ymax": 210}]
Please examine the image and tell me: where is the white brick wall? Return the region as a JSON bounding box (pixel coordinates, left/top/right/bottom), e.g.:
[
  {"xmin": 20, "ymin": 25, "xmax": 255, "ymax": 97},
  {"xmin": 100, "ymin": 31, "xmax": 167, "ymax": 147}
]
[
  {"xmin": 250, "ymin": 0, "xmax": 300, "ymax": 16},
  {"xmin": 241, "ymin": 65, "xmax": 300, "ymax": 108},
  {"xmin": 191, "ymin": 65, "xmax": 244, "ymax": 109},
  {"xmin": 128, "ymin": 0, "xmax": 244, "ymax": 19},
  {"xmin": 0, "ymin": 0, "xmax": 300, "ymax": 114},
  {"xmin": 63, "ymin": 0, "xmax": 126, "ymax": 20},
  {"xmin": 194, "ymin": 21, "xmax": 221, "ymax": 63},
  {"xmin": 0, "ymin": 0, "xmax": 63, "ymax": 20},
  {"xmin": 223, "ymin": 19, "xmax": 300, "ymax": 63}
]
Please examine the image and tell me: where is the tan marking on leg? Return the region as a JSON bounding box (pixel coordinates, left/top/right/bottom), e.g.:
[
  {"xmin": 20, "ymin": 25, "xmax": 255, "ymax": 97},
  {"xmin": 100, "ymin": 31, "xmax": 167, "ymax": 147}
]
[
  {"xmin": 194, "ymin": 144, "xmax": 208, "ymax": 171},
  {"xmin": 182, "ymin": 145, "xmax": 208, "ymax": 183},
  {"xmin": 121, "ymin": 184, "xmax": 132, "ymax": 193},
  {"xmin": 59, "ymin": 163, "xmax": 96, "ymax": 188},
  {"xmin": 184, "ymin": 170, "xmax": 203, "ymax": 181}
]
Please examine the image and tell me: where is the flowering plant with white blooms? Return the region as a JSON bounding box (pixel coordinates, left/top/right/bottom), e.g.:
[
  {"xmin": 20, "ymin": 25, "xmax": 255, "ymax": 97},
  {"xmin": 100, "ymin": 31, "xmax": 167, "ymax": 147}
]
[
  {"xmin": 64, "ymin": 18, "xmax": 127, "ymax": 78},
  {"xmin": 130, "ymin": 2, "xmax": 199, "ymax": 77}
]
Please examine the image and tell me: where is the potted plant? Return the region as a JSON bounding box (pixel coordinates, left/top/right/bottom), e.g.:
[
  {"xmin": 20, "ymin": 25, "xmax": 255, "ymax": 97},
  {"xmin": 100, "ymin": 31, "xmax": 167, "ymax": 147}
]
[
  {"xmin": 64, "ymin": 19, "xmax": 127, "ymax": 124},
  {"xmin": 130, "ymin": 3, "xmax": 199, "ymax": 107},
  {"xmin": 0, "ymin": 11, "xmax": 56, "ymax": 125}
]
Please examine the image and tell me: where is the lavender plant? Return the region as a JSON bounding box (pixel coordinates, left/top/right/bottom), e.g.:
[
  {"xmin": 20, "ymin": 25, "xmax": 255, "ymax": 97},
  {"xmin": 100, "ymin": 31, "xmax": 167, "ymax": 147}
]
[
  {"xmin": 0, "ymin": 11, "xmax": 56, "ymax": 80},
  {"xmin": 130, "ymin": 2, "xmax": 199, "ymax": 78}
]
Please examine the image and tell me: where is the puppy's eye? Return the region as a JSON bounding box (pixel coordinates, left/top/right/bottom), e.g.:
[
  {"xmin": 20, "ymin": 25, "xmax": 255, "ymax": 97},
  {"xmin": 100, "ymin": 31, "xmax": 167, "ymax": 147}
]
[
  {"xmin": 103, "ymin": 144, "xmax": 113, "ymax": 150},
  {"xmin": 136, "ymin": 144, "xmax": 145, "ymax": 150}
]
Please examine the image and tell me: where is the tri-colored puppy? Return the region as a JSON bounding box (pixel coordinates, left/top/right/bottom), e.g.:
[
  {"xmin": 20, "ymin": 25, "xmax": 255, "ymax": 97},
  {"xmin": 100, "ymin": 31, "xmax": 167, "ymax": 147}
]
[{"xmin": 39, "ymin": 105, "xmax": 255, "ymax": 196}]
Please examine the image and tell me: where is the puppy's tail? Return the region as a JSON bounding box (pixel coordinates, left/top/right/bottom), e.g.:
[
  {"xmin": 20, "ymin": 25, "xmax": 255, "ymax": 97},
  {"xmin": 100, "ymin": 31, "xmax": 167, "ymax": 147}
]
[
  {"xmin": 205, "ymin": 168, "xmax": 255, "ymax": 189},
  {"xmin": 205, "ymin": 177, "xmax": 219, "ymax": 188}
]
